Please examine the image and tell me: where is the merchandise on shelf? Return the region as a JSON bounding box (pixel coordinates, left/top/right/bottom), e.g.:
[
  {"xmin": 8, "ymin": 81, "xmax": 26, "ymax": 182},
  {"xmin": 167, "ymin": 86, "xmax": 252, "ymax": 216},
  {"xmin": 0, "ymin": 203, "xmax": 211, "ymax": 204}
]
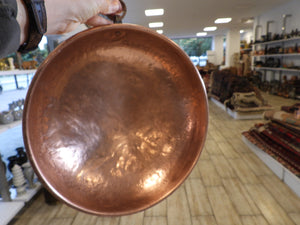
[
  {"xmin": 0, "ymin": 99, "xmax": 24, "ymax": 125},
  {"xmin": 254, "ymin": 29, "xmax": 300, "ymax": 44}
]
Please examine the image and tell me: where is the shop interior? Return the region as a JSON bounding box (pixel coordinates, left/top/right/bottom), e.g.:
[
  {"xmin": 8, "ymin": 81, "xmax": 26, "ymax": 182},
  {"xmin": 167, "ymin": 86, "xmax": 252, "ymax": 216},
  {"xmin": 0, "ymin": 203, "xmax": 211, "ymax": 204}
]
[{"xmin": 0, "ymin": 0, "xmax": 300, "ymax": 224}]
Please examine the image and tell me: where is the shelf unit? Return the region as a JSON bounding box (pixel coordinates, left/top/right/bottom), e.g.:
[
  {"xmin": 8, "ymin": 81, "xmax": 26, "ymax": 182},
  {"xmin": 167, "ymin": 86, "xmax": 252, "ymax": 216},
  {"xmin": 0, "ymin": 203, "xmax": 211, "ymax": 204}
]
[
  {"xmin": 252, "ymin": 37, "xmax": 300, "ymax": 77},
  {"xmin": 252, "ymin": 37, "xmax": 300, "ymax": 99},
  {"xmin": 253, "ymin": 53, "xmax": 300, "ymax": 58},
  {"xmin": 253, "ymin": 36, "xmax": 300, "ymax": 46},
  {"xmin": 0, "ymin": 76, "xmax": 39, "ymax": 224},
  {"xmin": 253, "ymin": 66, "xmax": 300, "ymax": 73}
]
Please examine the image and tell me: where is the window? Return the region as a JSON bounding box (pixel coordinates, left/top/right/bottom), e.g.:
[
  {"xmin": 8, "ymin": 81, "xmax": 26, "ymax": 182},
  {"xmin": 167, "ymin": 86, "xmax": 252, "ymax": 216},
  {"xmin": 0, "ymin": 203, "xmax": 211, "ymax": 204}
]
[{"xmin": 172, "ymin": 37, "xmax": 213, "ymax": 66}]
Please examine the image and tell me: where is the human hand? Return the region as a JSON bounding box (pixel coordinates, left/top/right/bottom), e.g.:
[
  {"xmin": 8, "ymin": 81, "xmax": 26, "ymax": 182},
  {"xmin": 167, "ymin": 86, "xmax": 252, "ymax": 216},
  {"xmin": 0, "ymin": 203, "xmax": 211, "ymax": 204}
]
[{"xmin": 45, "ymin": 0, "xmax": 122, "ymax": 34}]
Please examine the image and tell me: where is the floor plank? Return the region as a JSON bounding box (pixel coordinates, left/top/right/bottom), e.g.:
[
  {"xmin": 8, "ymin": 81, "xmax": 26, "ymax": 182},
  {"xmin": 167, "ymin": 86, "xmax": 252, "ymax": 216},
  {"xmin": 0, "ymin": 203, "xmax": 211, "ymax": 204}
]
[
  {"xmin": 259, "ymin": 176, "xmax": 300, "ymax": 213},
  {"xmin": 143, "ymin": 217, "xmax": 167, "ymax": 225},
  {"xmin": 119, "ymin": 212, "xmax": 144, "ymax": 225},
  {"xmin": 240, "ymin": 215, "xmax": 269, "ymax": 225},
  {"xmin": 222, "ymin": 178, "xmax": 261, "ymax": 215},
  {"xmin": 198, "ymin": 159, "xmax": 222, "ymax": 186},
  {"xmin": 167, "ymin": 185, "xmax": 192, "ymax": 225},
  {"xmin": 192, "ymin": 215, "xmax": 218, "ymax": 225},
  {"xmin": 206, "ymin": 186, "xmax": 242, "ymax": 225},
  {"xmin": 185, "ymin": 179, "xmax": 213, "ymax": 216},
  {"xmin": 210, "ymin": 155, "xmax": 236, "ymax": 179},
  {"xmin": 245, "ymin": 184, "xmax": 295, "ymax": 225},
  {"xmin": 144, "ymin": 199, "xmax": 167, "ymax": 217}
]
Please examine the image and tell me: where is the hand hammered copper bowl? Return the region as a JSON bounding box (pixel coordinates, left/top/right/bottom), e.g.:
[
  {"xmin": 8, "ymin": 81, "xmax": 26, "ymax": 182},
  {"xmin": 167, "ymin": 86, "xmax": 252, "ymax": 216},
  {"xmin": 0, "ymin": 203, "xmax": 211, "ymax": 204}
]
[{"xmin": 23, "ymin": 24, "xmax": 208, "ymax": 216}]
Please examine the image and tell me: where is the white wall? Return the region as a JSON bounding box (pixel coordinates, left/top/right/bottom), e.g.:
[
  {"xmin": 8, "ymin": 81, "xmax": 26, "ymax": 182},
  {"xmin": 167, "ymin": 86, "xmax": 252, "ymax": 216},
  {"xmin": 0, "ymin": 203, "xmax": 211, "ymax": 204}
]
[
  {"xmin": 254, "ymin": 0, "xmax": 300, "ymax": 37},
  {"xmin": 241, "ymin": 30, "xmax": 253, "ymax": 44}
]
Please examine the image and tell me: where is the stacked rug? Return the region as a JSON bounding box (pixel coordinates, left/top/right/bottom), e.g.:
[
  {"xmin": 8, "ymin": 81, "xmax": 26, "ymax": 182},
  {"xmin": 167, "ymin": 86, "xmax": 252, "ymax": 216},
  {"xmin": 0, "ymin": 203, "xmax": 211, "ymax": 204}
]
[
  {"xmin": 209, "ymin": 69, "xmax": 273, "ymax": 113},
  {"xmin": 242, "ymin": 103, "xmax": 300, "ymax": 177}
]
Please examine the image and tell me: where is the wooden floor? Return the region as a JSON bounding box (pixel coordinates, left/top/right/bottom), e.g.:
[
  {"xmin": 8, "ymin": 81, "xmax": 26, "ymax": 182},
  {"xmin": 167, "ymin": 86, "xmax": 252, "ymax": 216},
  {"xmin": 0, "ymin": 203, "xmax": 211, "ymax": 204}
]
[{"xmin": 10, "ymin": 94, "xmax": 300, "ymax": 225}]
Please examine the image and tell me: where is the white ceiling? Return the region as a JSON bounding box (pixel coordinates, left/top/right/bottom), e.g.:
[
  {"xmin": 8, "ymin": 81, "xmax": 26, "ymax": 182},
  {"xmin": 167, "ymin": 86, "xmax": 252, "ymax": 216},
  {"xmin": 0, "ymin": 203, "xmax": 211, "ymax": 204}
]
[{"xmin": 122, "ymin": 0, "xmax": 292, "ymax": 38}]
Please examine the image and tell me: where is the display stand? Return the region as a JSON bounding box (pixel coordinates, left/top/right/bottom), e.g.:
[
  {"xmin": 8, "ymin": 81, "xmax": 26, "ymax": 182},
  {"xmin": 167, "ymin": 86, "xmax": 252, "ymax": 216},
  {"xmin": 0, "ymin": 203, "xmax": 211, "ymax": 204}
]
[
  {"xmin": 0, "ymin": 202, "xmax": 24, "ymax": 225},
  {"xmin": 0, "ymin": 181, "xmax": 42, "ymax": 224},
  {"xmin": 242, "ymin": 135, "xmax": 300, "ymax": 197},
  {"xmin": 210, "ymin": 97, "xmax": 265, "ymax": 120},
  {"xmin": 10, "ymin": 181, "xmax": 42, "ymax": 203}
]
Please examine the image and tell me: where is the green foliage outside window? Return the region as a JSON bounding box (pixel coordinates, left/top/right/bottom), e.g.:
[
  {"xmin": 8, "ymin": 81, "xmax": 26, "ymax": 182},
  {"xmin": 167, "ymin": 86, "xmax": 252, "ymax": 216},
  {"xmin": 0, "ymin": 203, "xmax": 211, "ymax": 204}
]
[{"xmin": 172, "ymin": 37, "xmax": 212, "ymax": 56}]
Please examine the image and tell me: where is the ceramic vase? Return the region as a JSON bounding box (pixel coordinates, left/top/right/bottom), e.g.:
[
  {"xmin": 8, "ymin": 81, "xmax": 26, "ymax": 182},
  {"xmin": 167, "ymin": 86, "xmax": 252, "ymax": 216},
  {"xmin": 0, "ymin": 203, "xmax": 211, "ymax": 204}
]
[
  {"xmin": 0, "ymin": 111, "xmax": 14, "ymax": 124},
  {"xmin": 7, "ymin": 155, "xmax": 18, "ymax": 172},
  {"xmin": 22, "ymin": 162, "xmax": 35, "ymax": 189},
  {"xmin": 12, "ymin": 110, "xmax": 23, "ymax": 121},
  {"xmin": 16, "ymin": 147, "xmax": 27, "ymax": 165},
  {"xmin": 7, "ymin": 57, "xmax": 15, "ymax": 70},
  {"xmin": 11, "ymin": 164, "xmax": 26, "ymax": 196}
]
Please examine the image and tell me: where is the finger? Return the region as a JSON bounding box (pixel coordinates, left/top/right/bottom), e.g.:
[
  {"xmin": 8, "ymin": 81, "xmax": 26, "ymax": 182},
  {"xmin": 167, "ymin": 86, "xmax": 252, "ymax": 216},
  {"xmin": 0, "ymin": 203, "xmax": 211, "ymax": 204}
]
[
  {"xmin": 85, "ymin": 15, "xmax": 113, "ymax": 27},
  {"xmin": 104, "ymin": 0, "xmax": 122, "ymax": 14}
]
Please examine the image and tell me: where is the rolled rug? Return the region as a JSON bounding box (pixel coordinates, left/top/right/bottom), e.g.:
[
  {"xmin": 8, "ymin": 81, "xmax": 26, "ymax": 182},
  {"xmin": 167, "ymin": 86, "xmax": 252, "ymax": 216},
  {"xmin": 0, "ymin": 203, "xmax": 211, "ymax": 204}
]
[{"xmin": 264, "ymin": 110, "xmax": 300, "ymax": 127}]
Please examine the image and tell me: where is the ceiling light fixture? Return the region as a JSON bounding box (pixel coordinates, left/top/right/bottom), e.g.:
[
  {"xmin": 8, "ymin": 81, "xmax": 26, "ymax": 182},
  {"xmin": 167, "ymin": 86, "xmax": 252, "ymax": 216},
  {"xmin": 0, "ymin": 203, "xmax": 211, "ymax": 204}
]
[
  {"xmin": 240, "ymin": 30, "xmax": 245, "ymax": 34},
  {"xmin": 149, "ymin": 22, "xmax": 164, "ymax": 28},
  {"xmin": 204, "ymin": 26, "xmax": 217, "ymax": 32},
  {"xmin": 241, "ymin": 17, "xmax": 254, "ymax": 24},
  {"xmin": 156, "ymin": 30, "xmax": 163, "ymax": 34},
  {"xmin": 215, "ymin": 18, "xmax": 232, "ymax": 24},
  {"xmin": 196, "ymin": 32, "xmax": 207, "ymax": 37},
  {"xmin": 145, "ymin": 9, "xmax": 164, "ymax": 16}
]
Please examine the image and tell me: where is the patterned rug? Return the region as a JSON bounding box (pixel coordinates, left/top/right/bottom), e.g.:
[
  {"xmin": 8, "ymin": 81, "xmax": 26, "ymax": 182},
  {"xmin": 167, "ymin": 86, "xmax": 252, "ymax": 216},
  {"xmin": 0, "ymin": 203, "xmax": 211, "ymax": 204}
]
[{"xmin": 242, "ymin": 122, "xmax": 300, "ymax": 178}]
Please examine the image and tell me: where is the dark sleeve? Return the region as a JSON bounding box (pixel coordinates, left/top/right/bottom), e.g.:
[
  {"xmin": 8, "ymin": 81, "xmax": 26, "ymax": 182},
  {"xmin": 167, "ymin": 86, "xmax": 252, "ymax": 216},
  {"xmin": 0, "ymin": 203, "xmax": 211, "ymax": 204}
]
[{"xmin": 0, "ymin": 0, "xmax": 21, "ymax": 58}]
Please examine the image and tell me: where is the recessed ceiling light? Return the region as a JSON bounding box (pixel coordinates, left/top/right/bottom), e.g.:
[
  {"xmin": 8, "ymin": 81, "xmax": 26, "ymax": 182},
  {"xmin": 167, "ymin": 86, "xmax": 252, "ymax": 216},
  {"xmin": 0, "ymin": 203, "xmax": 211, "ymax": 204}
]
[
  {"xmin": 196, "ymin": 32, "xmax": 207, "ymax": 37},
  {"xmin": 215, "ymin": 18, "xmax": 232, "ymax": 24},
  {"xmin": 149, "ymin": 22, "xmax": 164, "ymax": 28},
  {"xmin": 156, "ymin": 30, "xmax": 163, "ymax": 34},
  {"xmin": 240, "ymin": 30, "xmax": 245, "ymax": 34},
  {"xmin": 204, "ymin": 26, "xmax": 217, "ymax": 31},
  {"xmin": 145, "ymin": 9, "xmax": 164, "ymax": 16}
]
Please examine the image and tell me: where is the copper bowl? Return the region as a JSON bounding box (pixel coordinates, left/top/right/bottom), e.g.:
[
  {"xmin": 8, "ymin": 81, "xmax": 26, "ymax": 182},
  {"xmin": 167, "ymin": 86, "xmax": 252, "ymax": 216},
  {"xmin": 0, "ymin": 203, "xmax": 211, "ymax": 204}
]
[{"xmin": 23, "ymin": 24, "xmax": 208, "ymax": 216}]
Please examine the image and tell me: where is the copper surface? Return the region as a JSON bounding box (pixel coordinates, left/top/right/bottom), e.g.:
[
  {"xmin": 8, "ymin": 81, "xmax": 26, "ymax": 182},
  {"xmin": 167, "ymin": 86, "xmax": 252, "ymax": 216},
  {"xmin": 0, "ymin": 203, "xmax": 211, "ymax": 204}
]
[{"xmin": 23, "ymin": 24, "xmax": 208, "ymax": 216}]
